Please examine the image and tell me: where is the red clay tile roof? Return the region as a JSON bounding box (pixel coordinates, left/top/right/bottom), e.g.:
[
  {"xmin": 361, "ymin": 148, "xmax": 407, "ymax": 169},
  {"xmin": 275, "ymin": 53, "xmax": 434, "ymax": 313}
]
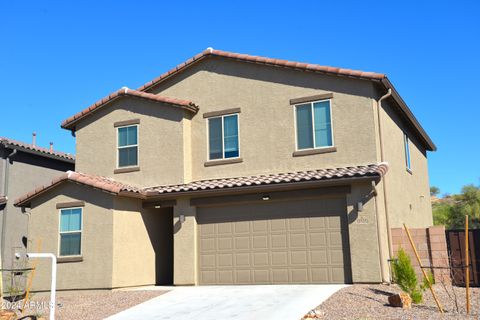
[
  {"xmin": 136, "ymin": 48, "xmax": 436, "ymax": 152},
  {"xmin": 14, "ymin": 170, "xmax": 142, "ymax": 207},
  {"xmin": 0, "ymin": 137, "xmax": 75, "ymax": 163},
  {"xmin": 144, "ymin": 163, "xmax": 389, "ymax": 196},
  {"xmin": 0, "ymin": 196, "xmax": 7, "ymax": 205},
  {"xmin": 138, "ymin": 48, "xmax": 386, "ymax": 92},
  {"xmin": 61, "ymin": 87, "xmax": 199, "ymax": 130},
  {"xmin": 14, "ymin": 163, "xmax": 388, "ymax": 207}
]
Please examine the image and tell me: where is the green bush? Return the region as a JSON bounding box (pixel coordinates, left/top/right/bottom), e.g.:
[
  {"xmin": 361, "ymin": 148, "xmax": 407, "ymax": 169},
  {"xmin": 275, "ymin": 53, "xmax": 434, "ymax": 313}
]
[{"xmin": 392, "ymin": 248, "xmax": 423, "ymax": 304}]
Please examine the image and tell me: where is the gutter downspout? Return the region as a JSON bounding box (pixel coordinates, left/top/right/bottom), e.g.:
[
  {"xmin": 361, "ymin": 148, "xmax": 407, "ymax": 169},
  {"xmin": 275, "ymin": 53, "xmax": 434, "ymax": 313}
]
[
  {"xmin": 1, "ymin": 148, "xmax": 17, "ymax": 299},
  {"xmin": 376, "ymin": 89, "xmax": 394, "ymax": 282}
]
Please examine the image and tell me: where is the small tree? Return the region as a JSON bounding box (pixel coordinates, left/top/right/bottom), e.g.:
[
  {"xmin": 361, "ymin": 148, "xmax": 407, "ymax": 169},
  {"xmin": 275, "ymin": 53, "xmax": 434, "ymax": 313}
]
[
  {"xmin": 392, "ymin": 248, "xmax": 423, "ymax": 303},
  {"xmin": 430, "ymin": 186, "xmax": 440, "ymax": 197}
]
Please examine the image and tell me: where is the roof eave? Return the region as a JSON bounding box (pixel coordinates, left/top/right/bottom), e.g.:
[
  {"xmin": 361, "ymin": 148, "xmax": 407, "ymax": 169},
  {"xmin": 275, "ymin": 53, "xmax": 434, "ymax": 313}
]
[
  {"xmin": 380, "ymin": 78, "xmax": 437, "ymax": 151},
  {"xmin": 2, "ymin": 142, "xmax": 75, "ymax": 164},
  {"xmin": 144, "ymin": 175, "xmax": 382, "ymax": 201},
  {"xmin": 61, "ymin": 91, "xmax": 199, "ymax": 132}
]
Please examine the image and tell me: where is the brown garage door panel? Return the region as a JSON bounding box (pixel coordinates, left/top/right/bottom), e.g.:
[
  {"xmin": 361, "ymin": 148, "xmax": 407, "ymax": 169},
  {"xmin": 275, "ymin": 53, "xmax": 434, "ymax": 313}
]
[{"xmin": 197, "ymin": 197, "xmax": 351, "ymax": 284}]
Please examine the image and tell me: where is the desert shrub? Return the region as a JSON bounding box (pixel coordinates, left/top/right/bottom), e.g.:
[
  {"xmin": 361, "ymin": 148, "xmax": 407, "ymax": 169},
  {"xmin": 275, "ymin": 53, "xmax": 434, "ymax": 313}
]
[
  {"xmin": 420, "ymin": 271, "xmax": 435, "ymax": 290},
  {"xmin": 392, "ymin": 248, "xmax": 423, "ymax": 303}
]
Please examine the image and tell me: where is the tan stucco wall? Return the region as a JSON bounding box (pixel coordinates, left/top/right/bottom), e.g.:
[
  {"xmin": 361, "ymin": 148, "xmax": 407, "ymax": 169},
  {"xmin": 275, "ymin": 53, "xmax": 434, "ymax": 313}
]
[
  {"xmin": 346, "ymin": 181, "xmax": 384, "ymax": 283},
  {"xmin": 173, "ymin": 198, "xmax": 197, "ymax": 285},
  {"xmin": 75, "ymin": 97, "xmax": 186, "ymax": 187},
  {"xmin": 149, "ymin": 58, "xmax": 379, "ymax": 181},
  {"xmin": 375, "ymin": 98, "xmax": 433, "ymax": 228},
  {"xmin": 28, "ymin": 183, "xmax": 114, "ymax": 291},
  {"xmin": 111, "ymin": 198, "xmax": 157, "ymax": 288}
]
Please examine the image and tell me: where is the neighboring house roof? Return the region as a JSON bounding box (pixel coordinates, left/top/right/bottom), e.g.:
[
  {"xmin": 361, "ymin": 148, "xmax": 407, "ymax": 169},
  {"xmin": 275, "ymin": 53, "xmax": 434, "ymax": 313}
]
[
  {"xmin": 14, "ymin": 163, "xmax": 388, "ymax": 207},
  {"xmin": 14, "ymin": 162, "xmax": 388, "ymax": 207},
  {"xmin": 137, "ymin": 48, "xmax": 436, "ymax": 152},
  {"xmin": 14, "ymin": 170, "xmax": 143, "ymax": 207},
  {"xmin": 143, "ymin": 163, "xmax": 389, "ymax": 197},
  {"xmin": 0, "ymin": 196, "xmax": 7, "ymax": 205},
  {"xmin": 0, "ymin": 137, "xmax": 75, "ymax": 163},
  {"xmin": 61, "ymin": 87, "xmax": 199, "ymax": 130}
]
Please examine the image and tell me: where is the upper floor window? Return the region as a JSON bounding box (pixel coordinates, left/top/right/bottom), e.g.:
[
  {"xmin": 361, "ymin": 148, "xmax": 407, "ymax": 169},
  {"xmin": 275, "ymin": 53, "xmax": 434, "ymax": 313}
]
[
  {"xmin": 208, "ymin": 114, "xmax": 239, "ymax": 160},
  {"xmin": 404, "ymin": 133, "xmax": 411, "ymax": 171},
  {"xmin": 295, "ymin": 100, "xmax": 333, "ymax": 150},
  {"xmin": 59, "ymin": 207, "xmax": 82, "ymax": 256},
  {"xmin": 117, "ymin": 125, "xmax": 138, "ymax": 167}
]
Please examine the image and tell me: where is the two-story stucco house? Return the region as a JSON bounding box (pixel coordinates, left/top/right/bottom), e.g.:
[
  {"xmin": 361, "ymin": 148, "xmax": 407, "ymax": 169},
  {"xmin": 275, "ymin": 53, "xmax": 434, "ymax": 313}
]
[
  {"xmin": 0, "ymin": 137, "xmax": 74, "ymax": 292},
  {"xmin": 14, "ymin": 48, "xmax": 435, "ymax": 291}
]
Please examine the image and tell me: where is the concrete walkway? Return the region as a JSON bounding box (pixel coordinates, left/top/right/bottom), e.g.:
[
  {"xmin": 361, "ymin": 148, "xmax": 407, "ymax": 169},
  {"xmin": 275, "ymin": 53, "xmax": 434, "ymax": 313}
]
[{"xmin": 107, "ymin": 285, "xmax": 346, "ymax": 320}]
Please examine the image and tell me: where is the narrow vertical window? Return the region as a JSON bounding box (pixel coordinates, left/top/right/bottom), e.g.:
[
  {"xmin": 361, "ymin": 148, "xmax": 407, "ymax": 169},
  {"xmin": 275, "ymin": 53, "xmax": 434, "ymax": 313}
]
[
  {"xmin": 208, "ymin": 114, "xmax": 239, "ymax": 160},
  {"xmin": 59, "ymin": 208, "xmax": 82, "ymax": 256},
  {"xmin": 117, "ymin": 125, "xmax": 138, "ymax": 167},
  {"xmin": 404, "ymin": 133, "xmax": 411, "ymax": 171},
  {"xmin": 295, "ymin": 100, "xmax": 333, "ymax": 150}
]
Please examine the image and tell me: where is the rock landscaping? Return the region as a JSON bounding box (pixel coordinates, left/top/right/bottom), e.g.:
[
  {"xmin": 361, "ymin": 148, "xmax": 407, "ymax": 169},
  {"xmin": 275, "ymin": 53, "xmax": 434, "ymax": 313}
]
[
  {"xmin": 9, "ymin": 290, "xmax": 166, "ymax": 320},
  {"xmin": 303, "ymin": 284, "xmax": 479, "ymax": 319}
]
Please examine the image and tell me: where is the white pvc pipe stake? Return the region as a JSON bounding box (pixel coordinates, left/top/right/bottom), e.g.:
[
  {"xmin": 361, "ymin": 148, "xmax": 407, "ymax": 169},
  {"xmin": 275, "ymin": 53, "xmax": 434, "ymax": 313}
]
[{"xmin": 16, "ymin": 253, "xmax": 56, "ymax": 320}]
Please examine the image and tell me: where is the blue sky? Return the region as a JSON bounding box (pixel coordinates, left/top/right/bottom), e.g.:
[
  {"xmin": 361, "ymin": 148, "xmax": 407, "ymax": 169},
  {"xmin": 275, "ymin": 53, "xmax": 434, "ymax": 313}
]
[{"xmin": 0, "ymin": 1, "xmax": 478, "ymax": 195}]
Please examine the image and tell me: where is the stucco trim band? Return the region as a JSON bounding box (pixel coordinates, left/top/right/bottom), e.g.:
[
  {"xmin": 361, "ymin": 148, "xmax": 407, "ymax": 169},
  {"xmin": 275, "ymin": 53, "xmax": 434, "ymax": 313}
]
[
  {"xmin": 57, "ymin": 256, "xmax": 83, "ymax": 263},
  {"xmin": 292, "ymin": 147, "xmax": 337, "ymax": 157},
  {"xmin": 202, "ymin": 108, "xmax": 241, "ymax": 118},
  {"xmin": 204, "ymin": 158, "xmax": 243, "ymax": 167},
  {"xmin": 114, "ymin": 166, "xmax": 141, "ymax": 174},
  {"xmin": 113, "ymin": 119, "xmax": 140, "ymax": 127},
  {"xmin": 56, "ymin": 201, "xmax": 85, "ymax": 209},
  {"xmin": 289, "ymin": 93, "xmax": 334, "ymax": 105}
]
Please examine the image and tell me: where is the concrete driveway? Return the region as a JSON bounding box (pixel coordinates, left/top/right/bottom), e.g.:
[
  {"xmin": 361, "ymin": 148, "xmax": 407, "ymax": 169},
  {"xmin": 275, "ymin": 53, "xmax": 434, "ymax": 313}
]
[{"xmin": 107, "ymin": 285, "xmax": 346, "ymax": 320}]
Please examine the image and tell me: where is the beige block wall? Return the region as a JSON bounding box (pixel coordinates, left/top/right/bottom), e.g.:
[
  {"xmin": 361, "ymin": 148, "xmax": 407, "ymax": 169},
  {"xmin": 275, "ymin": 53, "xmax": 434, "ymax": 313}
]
[
  {"xmin": 391, "ymin": 226, "xmax": 449, "ymax": 283},
  {"xmin": 111, "ymin": 197, "xmax": 156, "ymax": 288},
  {"xmin": 149, "ymin": 58, "xmax": 379, "ymax": 180},
  {"xmin": 377, "ymin": 98, "xmax": 433, "ymax": 228},
  {"xmin": 28, "ymin": 183, "xmax": 114, "ymax": 291},
  {"xmin": 75, "ymin": 97, "xmax": 186, "ymax": 187}
]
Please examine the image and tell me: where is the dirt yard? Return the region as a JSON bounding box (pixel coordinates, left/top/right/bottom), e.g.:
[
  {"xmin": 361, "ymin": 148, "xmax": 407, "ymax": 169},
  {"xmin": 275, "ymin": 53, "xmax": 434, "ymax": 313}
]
[
  {"xmin": 307, "ymin": 284, "xmax": 479, "ymax": 319},
  {"xmin": 19, "ymin": 289, "xmax": 166, "ymax": 320}
]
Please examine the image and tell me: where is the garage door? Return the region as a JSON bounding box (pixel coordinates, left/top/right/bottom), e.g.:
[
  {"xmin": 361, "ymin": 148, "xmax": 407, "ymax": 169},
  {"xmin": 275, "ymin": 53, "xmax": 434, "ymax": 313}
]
[{"xmin": 197, "ymin": 196, "xmax": 351, "ymax": 284}]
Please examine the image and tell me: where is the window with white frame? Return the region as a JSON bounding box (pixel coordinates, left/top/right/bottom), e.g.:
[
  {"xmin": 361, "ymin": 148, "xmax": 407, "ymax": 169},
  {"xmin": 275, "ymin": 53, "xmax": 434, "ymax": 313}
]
[
  {"xmin": 404, "ymin": 133, "xmax": 411, "ymax": 171},
  {"xmin": 208, "ymin": 114, "xmax": 239, "ymax": 160},
  {"xmin": 59, "ymin": 208, "xmax": 82, "ymax": 256},
  {"xmin": 117, "ymin": 125, "xmax": 138, "ymax": 167},
  {"xmin": 295, "ymin": 99, "xmax": 333, "ymax": 150}
]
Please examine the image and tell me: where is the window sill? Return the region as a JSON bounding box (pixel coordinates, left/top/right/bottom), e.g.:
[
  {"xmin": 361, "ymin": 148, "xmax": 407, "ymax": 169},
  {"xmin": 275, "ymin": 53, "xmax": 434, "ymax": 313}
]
[
  {"xmin": 57, "ymin": 256, "xmax": 83, "ymax": 263},
  {"xmin": 204, "ymin": 158, "xmax": 243, "ymax": 167},
  {"xmin": 114, "ymin": 166, "xmax": 140, "ymax": 174},
  {"xmin": 292, "ymin": 147, "xmax": 337, "ymax": 157}
]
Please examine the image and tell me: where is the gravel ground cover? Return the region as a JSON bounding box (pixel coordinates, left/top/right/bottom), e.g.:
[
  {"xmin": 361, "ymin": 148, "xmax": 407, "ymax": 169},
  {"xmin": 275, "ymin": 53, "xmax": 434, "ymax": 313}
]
[
  {"xmin": 308, "ymin": 284, "xmax": 479, "ymax": 319},
  {"xmin": 21, "ymin": 290, "xmax": 166, "ymax": 320}
]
